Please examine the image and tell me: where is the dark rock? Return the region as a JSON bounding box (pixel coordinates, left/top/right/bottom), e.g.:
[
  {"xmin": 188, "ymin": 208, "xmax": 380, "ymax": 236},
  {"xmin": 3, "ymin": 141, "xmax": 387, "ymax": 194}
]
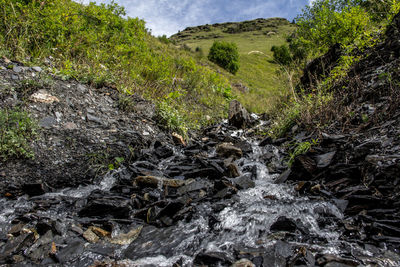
[
  {"xmin": 177, "ymin": 180, "xmax": 213, "ymax": 195},
  {"xmin": 270, "ymin": 216, "xmax": 297, "ymax": 232},
  {"xmin": 0, "ymin": 232, "xmax": 35, "ymax": 262},
  {"xmin": 193, "ymin": 251, "xmax": 234, "ymax": 266},
  {"xmin": 230, "ymin": 174, "xmax": 255, "ymax": 189},
  {"xmin": 155, "ymin": 144, "xmax": 174, "ymax": 158},
  {"xmin": 275, "ymin": 169, "xmax": 291, "ymax": 184},
  {"xmin": 86, "ymin": 114, "xmax": 102, "ymax": 124},
  {"xmin": 78, "ymin": 195, "xmax": 132, "ymax": 219},
  {"xmin": 316, "ymin": 151, "xmax": 336, "ymax": 168},
  {"xmin": 226, "ymin": 162, "xmax": 241, "ymax": 178},
  {"xmin": 183, "ymin": 168, "xmax": 222, "ymax": 179},
  {"xmin": 21, "ymin": 182, "xmax": 47, "ymax": 196},
  {"xmin": 55, "ymin": 239, "xmax": 85, "ymax": 263},
  {"xmin": 259, "ymin": 136, "xmax": 272, "ymax": 146},
  {"xmin": 134, "ymin": 176, "xmax": 185, "ymax": 188},
  {"xmin": 300, "ymin": 43, "xmax": 342, "ymax": 91},
  {"xmin": 228, "ymin": 100, "xmax": 250, "ymax": 129},
  {"xmin": 235, "ymin": 140, "xmax": 253, "ymax": 154},
  {"xmin": 39, "ymin": 116, "xmax": 57, "ymax": 129},
  {"xmin": 333, "ymin": 199, "xmax": 348, "ymax": 213}
]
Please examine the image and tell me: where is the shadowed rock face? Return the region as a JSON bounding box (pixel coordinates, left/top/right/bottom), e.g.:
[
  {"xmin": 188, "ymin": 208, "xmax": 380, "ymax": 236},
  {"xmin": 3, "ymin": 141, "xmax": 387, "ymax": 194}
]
[
  {"xmin": 0, "ymin": 58, "xmax": 160, "ymax": 197},
  {"xmin": 299, "ymin": 43, "xmax": 342, "ymax": 91}
]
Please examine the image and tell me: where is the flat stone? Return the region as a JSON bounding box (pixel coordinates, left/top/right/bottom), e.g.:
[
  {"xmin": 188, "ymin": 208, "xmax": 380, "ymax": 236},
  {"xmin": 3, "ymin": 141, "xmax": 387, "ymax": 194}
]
[
  {"xmin": 134, "ymin": 176, "xmax": 185, "ymax": 188},
  {"xmin": 177, "ymin": 180, "xmax": 212, "ymax": 195},
  {"xmin": 172, "ymin": 132, "xmax": 186, "ymax": 146},
  {"xmin": 31, "ymin": 66, "xmax": 42, "ymax": 72},
  {"xmin": 216, "ymin": 143, "xmax": 243, "ymax": 159},
  {"xmin": 86, "ymin": 113, "xmax": 102, "ymax": 124},
  {"xmin": 232, "ymin": 259, "xmax": 255, "ymax": 267},
  {"xmin": 30, "ymin": 90, "xmax": 59, "ymax": 104},
  {"xmin": 86, "ymin": 108, "xmax": 95, "ymax": 114},
  {"xmin": 89, "ymin": 226, "xmax": 110, "ymax": 238},
  {"xmin": 316, "ymin": 151, "xmax": 336, "ymax": 168},
  {"xmin": 13, "ymin": 66, "xmax": 23, "ymax": 73},
  {"xmin": 40, "ymin": 116, "xmax": 57, "ymax": 129},
  {"xmin": 77, "ymin": 84, "xmax": 87, "ymax": 93},
  {"xmin": 109, "ymin": 226, "xmax": 142, "ymax": 245},
  {"xmin": 83, "ymin": 228, "xmax": 99, "ymax": 243},
  {"xmin": 231, "ymin": 174, "xmax": 255, "ymax": 189},
  {"xmin": 64, "ymin": 122, "xmax": 78, "ymax": 130},
  {"xmin": 55, "ymin": 111, "xmax": 62, "ymax": 121},
  {"xmin": 55, "ymin": 239, "xmax": 85, "ymax": 263}
]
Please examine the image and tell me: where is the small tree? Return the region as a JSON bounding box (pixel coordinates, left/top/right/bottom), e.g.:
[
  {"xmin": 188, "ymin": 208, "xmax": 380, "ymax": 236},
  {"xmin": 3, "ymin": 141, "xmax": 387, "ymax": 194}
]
[
  {"xmin": 271, "ymin": 45, "xmax": 292, "ymax": 66},
  {"xmin": 208, "ymin": 41, "xmax": 239, "ymax": 74}
]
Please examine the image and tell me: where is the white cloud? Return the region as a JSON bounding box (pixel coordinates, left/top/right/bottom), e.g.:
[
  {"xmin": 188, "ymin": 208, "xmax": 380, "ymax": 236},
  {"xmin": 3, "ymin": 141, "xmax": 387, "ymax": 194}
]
[{"xmin": 76, "ymin": 0, "xmax": 309, "ymax": 36}]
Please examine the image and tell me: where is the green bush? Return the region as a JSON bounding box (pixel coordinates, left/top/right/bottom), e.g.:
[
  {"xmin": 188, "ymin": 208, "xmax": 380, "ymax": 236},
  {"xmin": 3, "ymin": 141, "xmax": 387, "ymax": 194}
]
[
  {"xmin": 208, "ymin": 41, "xmax": 239, "ymax": 74},
  {"xmin": 0, "ymin": 108, "xmax": 38, "ymax": 161},
  {"xmin": 156, "ymin": 100, "xmax": 188, "ymax": 136},
  {"xmin": 271, "ymin": 45, "xmax": 292, "ymax": 66}
]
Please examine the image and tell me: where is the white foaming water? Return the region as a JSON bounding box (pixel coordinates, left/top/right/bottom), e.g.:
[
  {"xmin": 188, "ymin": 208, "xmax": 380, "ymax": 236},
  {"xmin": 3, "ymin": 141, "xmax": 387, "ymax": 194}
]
[{"xmin": 203, "ymin": 142, "xmax": 343, "ymax": 251}]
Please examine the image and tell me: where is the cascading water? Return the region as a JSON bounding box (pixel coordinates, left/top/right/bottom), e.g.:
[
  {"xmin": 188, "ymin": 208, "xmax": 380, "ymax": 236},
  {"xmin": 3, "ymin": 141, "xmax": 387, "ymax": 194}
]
[{"xmin": 0, "ymin": 122, "xmax": 398, "ymax": 266}]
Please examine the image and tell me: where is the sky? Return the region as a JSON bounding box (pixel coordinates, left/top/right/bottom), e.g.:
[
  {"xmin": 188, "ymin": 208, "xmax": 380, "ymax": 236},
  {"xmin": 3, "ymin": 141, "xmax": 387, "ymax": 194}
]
[{"xmin": 79, "ymin": 0, "xmax": 314, "ymax": 37}]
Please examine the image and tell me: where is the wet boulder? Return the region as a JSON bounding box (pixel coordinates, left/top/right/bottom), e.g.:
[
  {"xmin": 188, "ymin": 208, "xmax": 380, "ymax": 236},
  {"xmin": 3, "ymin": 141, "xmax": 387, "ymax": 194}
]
[
  {"xmin": 228, "ymin": 100, "xmax": 250, "ymax": 129},
  {"xmin": 133, "ymin": 175, "xmax": 186, "ymax": 188},
  {"xmin": 230, "ymin": 174, "xmax": 255, "ymax": 189},
  {"xmin": 216, "ymin": 143, "xmax": 243, "ymax": 159},
  {"xmin": 78, "ymin": 192, "xmax": 132, "ymax": 219},
  {"xmin": 194, "ymin": 251, "xmax": 234, "ymax": 266}
]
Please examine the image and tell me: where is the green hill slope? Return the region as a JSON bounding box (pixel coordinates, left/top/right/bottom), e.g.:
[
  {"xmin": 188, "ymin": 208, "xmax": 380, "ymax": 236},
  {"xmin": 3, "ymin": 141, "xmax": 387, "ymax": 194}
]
[
  {"xmin": 170, "ymin": 18, "xmax": 297, "ymax": 113},
  {"xmin": 0, "ymin": 0, "xmax": 235, "ymax": 135}
]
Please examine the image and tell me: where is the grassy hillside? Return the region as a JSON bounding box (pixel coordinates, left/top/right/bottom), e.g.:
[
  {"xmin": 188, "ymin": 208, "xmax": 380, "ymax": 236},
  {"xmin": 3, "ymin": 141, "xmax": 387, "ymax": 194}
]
[
  {"xmin": 0, "ymin": 0, "xmax": 235, "ymax": 135},
  {"xmin": 170, "ymin": 18, "xmax": 297, "ymax": 113}
]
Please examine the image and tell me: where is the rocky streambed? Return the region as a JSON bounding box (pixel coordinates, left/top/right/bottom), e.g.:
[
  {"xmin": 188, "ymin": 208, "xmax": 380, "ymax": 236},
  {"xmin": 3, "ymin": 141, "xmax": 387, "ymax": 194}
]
[{"xmin": 1, "ymin": 119, "xmax": 399, "ymax": 266}]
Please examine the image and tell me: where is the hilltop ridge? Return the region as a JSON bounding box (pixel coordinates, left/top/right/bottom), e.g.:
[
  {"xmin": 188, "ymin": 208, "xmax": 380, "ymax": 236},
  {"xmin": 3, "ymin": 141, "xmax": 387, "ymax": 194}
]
[
  {"xmin": 170, "ymin": 17, "xmax": 296, "ymax": 113},
  {"xmin": 171, "ymin": 17, "xmax": 291, "ymax": 41}
]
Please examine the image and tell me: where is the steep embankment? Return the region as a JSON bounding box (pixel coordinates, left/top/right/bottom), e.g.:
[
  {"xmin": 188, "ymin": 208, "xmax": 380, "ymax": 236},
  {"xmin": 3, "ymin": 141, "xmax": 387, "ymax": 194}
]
[
  {"xmin": 0, "ymin": 0, "xmax": 241, "ymax": 195},
  {"xmin": 0, "ymin": 57, "xmax": 164, "ymax": 196},
  {"xmin": 280, "ymin": 11, "xmax": 400, "ymax": 253},
  {"xmin": 0, "ymin": 0, "xmax": 234, "ymax": 135},
  {"xmin": 170, "ymin": 18, "xmax": 297, "ymax": 113}
]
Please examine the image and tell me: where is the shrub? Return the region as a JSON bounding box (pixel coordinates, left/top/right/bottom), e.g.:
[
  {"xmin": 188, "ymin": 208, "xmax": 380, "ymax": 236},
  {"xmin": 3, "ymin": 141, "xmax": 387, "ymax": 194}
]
[
  {"xmin": 208, "ymin": 41, "xmax": 239, "ymax": 74},
  {"xmin": 156, "ymin": 100, "xmax": 188, "ymax": 136},
  {"xmin": 271, "ymin": 45, "xmax": 292, "ymax": 66},
  {"xmin": 157, "ymin": 35, "xmax": 170, "ymax": 44},
  {"xmin": 0, "ymin": 108, "xmax": 38, "ymax": 161}
]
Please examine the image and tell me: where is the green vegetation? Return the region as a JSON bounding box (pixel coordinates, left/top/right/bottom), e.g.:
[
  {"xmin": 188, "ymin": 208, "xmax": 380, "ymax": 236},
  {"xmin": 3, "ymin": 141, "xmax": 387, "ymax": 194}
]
[
  {"xmin": 271, "ymin": 45, "xmax": 292, "ymax": 66},
  {"xmin": 287, "ymin": 139, "xmax": 319, "ymax": 166},
  {"xmin": 170, "ymin": 18, "xmax": 297, "ymax": 113},
  {"xmin": 0, "ymin": 108, "xmax": 38, "ymax": 161},
  {"xmin": 0, "ymin": 0, "xmax": 233, "ymax": 132},
  {"xmin": 208, "ymin": 41, "xmax": 240, "ymax": 74},
  {"xmin": 269, "ymin": 0, "xmax": 400, "ymax": 138}
]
